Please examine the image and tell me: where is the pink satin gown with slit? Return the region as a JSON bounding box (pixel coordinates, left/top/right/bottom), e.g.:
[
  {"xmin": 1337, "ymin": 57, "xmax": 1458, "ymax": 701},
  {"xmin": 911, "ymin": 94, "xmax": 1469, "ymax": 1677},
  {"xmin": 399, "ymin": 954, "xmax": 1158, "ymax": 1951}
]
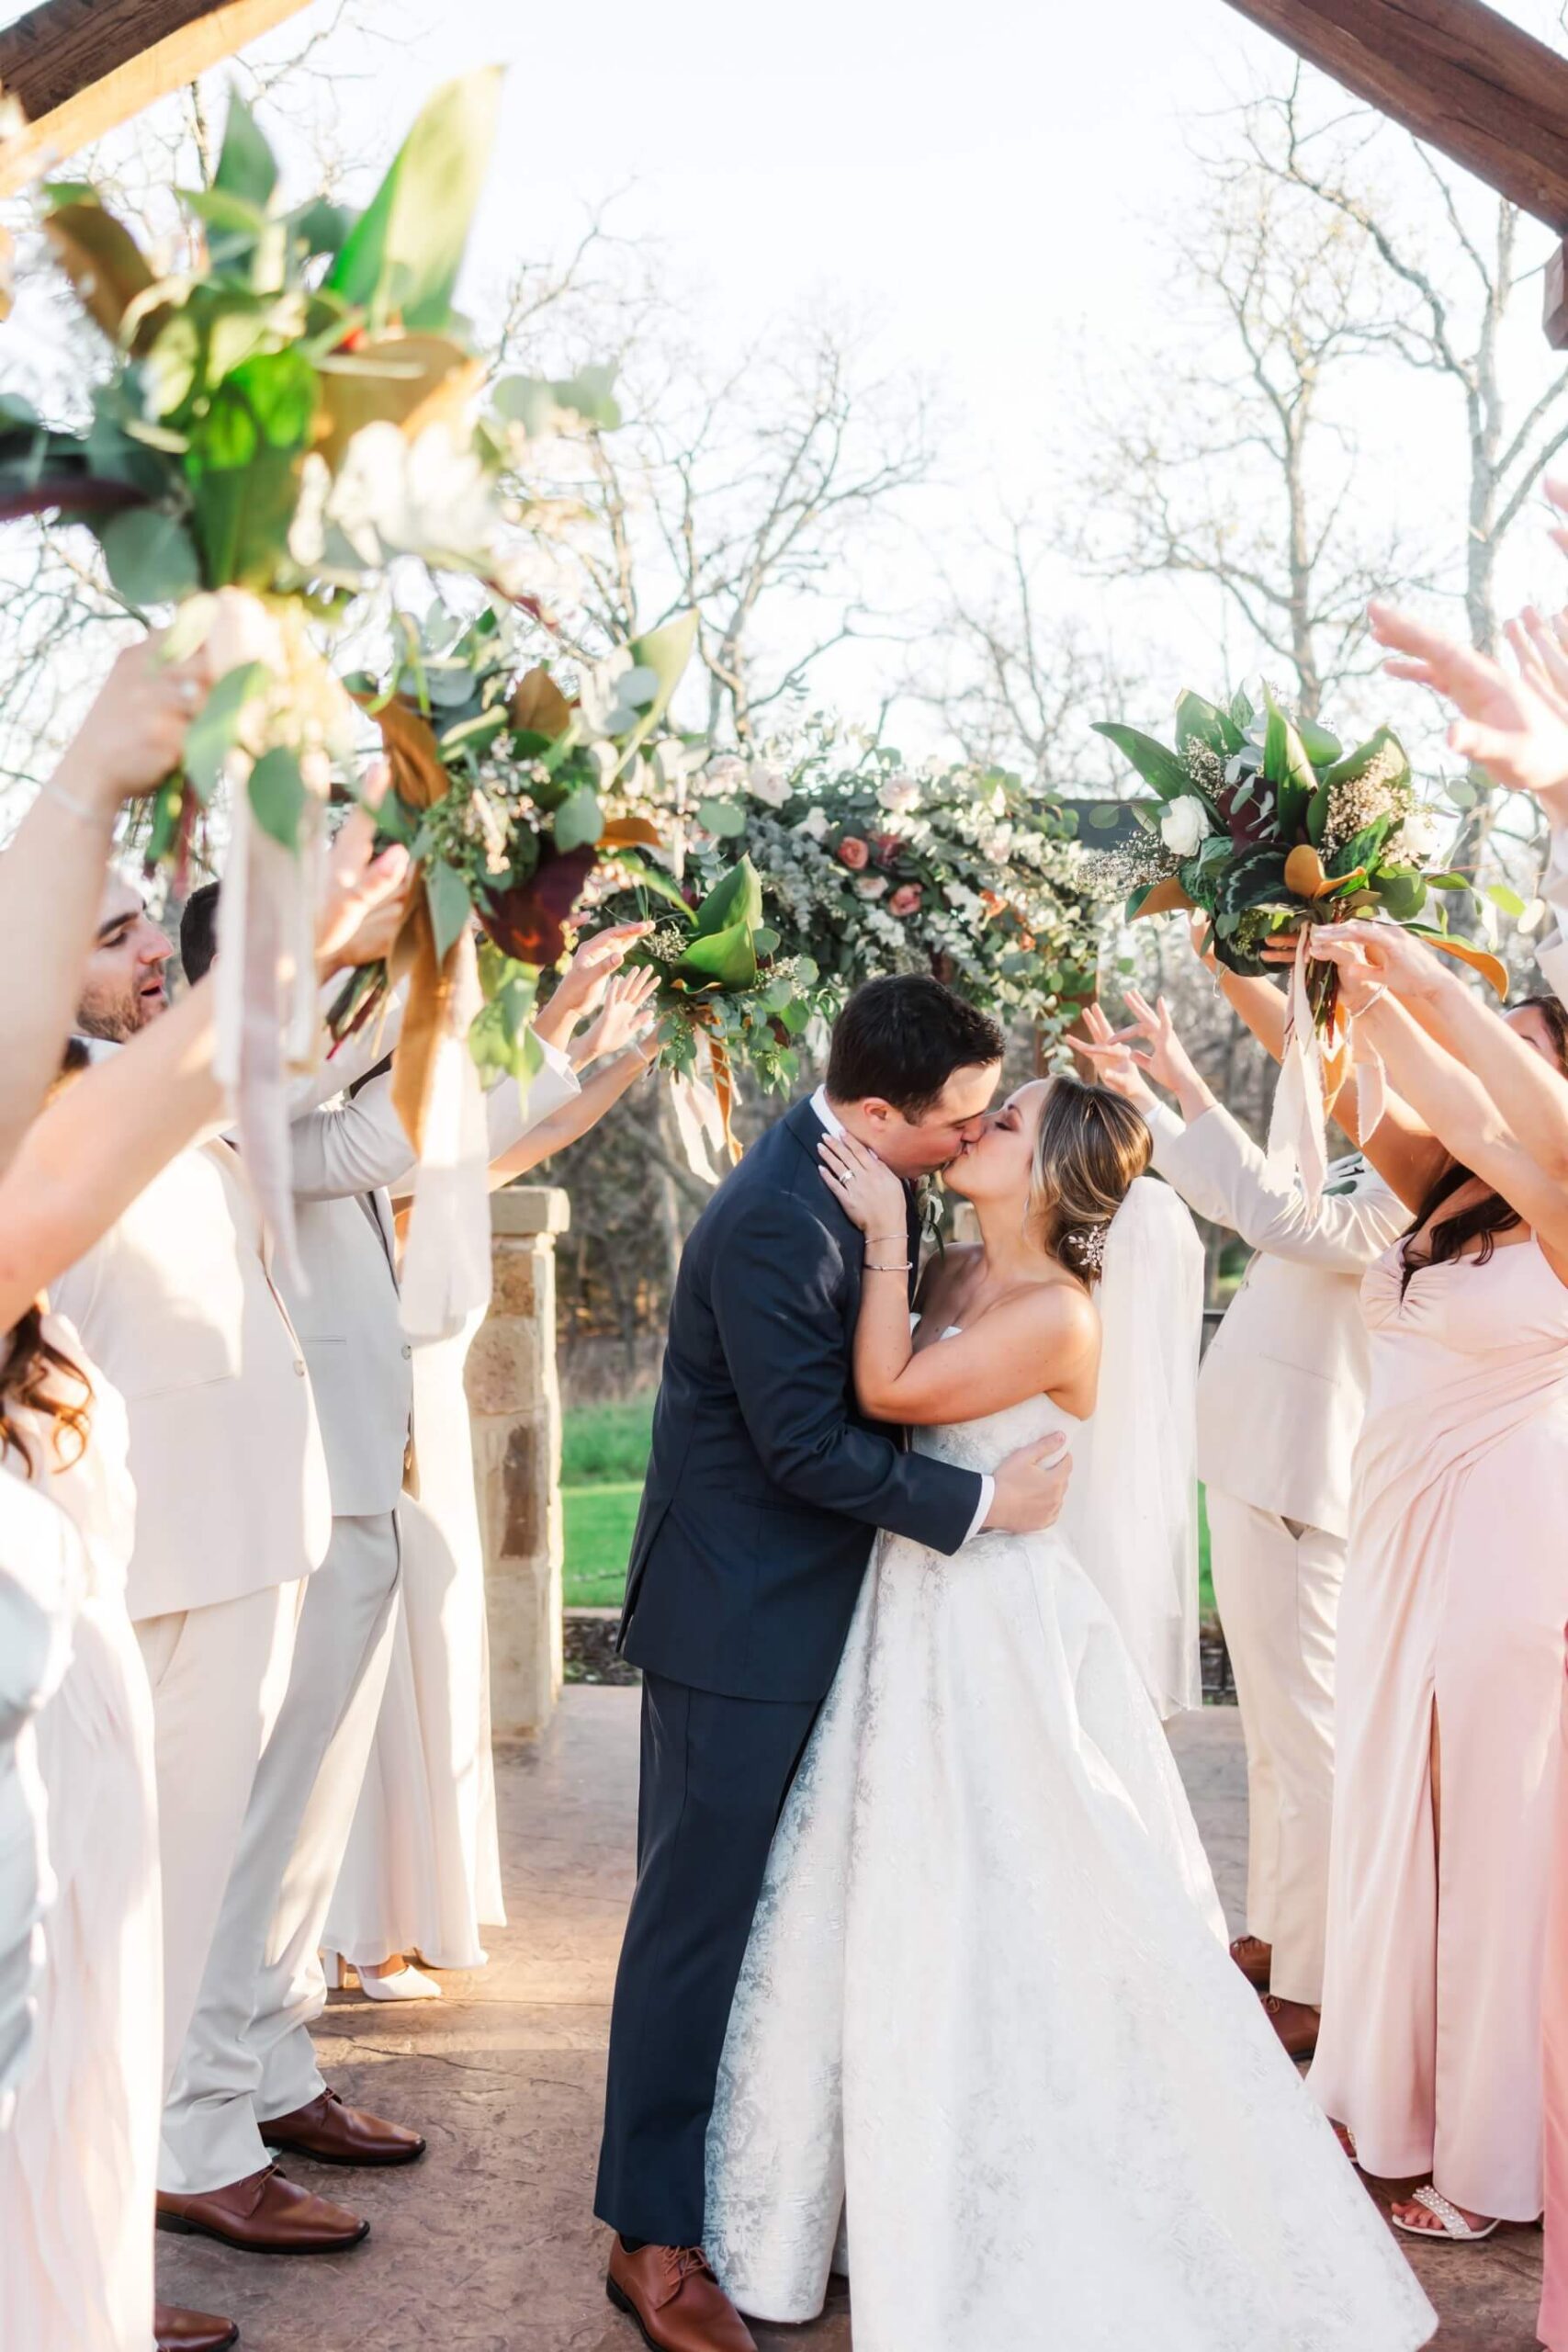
[
  {"xmin": 1540, "ymin": 1634, "xmax": 1568, "ymax": 2349},
  {"xmin": 1310, "ymin": 1237, "xmax": 1568, "ymax": 2223}
]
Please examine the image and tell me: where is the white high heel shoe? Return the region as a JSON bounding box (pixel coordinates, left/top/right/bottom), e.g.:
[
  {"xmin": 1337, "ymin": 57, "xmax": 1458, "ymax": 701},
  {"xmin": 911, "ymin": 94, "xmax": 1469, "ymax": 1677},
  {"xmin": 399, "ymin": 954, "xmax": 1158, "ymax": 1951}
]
[{"xmin": 355, "ymin": 1960, "xmax": 442, "ymax": 2003}]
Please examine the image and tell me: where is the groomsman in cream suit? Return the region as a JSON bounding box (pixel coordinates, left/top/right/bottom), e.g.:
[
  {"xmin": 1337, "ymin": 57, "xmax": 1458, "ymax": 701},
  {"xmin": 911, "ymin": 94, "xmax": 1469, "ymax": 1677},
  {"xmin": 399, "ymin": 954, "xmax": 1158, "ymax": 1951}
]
[
  {"xmin": 51, "ymin": 872, "xmax": 399, "ymax": 2266},
  {"xmin": 157, "ymin": 899, "xmax": 637, "ymax": 2248},
  {"xmin": 1083, "ymin": 986, "xmax": 1409, "ymax": 2060}
]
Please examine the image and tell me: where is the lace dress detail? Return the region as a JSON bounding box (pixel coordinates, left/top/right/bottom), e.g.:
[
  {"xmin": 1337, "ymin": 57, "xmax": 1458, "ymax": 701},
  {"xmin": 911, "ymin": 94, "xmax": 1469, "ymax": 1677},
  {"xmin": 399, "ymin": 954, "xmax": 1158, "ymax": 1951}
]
[{"xmin": 705, "ymin": 1358, "xmax": 1435, "ymax": 2352}]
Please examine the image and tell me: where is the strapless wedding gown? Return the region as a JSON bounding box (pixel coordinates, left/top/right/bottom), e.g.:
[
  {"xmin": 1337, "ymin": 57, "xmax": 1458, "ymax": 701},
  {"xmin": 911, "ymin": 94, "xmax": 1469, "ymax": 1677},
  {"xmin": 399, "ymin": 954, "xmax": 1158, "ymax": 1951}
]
[{"xmin": 705, "ymin": 1367, "xmax": 1435, "ymax": 2352}]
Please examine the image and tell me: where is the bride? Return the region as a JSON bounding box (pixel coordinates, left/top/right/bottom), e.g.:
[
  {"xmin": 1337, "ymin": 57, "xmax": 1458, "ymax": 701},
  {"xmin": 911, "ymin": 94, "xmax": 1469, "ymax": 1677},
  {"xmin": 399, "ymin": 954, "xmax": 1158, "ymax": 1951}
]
[{"xmin": 703, "ymin": 1071, "xmax": 1435, "ymax": 2352}]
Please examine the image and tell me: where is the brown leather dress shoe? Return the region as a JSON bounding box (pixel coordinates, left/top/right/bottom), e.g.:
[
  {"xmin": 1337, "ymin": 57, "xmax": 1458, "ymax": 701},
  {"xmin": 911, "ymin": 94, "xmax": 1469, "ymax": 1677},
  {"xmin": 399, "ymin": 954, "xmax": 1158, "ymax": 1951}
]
[
  {"xmin": 154, "ymin": 2304, "xmax": 239, "ymax": 2352},
  {"xmin": 606, "ymin": 2239, "xmax": 757, "ymax": 2352},
  {"xmin": 259, "ymin": 2085, "xmax": 426, "ymax": 2167},
  {"xmin": 1263, "ymin": 1992, "xmax": 1321, "ymax": 2061},
  {"xmin": 156, "ymin": 2163, "xmax": 369, "ymax": 2254},
  {"xmin": 1229, "ymin": 1933, "xmax": 1272, "ymax": 1991}
]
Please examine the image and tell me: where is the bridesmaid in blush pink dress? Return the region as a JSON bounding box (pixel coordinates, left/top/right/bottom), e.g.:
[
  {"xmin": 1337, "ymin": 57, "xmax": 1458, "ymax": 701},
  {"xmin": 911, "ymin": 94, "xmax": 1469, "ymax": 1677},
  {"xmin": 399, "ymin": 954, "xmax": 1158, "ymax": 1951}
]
[
  {"xmin": 1540, "ymin": 1637, "xmax": 1568, "ymax": 2348},
  {"xmin": 1294, "ymin": 923, "xmax": 1568, "ymax": 2240}
]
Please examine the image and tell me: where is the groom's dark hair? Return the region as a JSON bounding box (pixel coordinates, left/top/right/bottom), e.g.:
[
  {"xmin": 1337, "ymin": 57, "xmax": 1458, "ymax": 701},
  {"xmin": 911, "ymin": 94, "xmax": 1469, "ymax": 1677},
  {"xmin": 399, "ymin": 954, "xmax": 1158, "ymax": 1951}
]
[{"xmin": 826, "ymin": 975, "xmax": 1004, "ymax": 1118}]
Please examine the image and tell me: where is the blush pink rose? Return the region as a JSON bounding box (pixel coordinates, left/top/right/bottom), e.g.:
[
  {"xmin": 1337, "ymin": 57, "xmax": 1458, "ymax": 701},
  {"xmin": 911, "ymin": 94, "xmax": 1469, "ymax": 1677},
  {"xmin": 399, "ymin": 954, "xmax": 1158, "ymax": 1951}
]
[
  {"xmin": 888, "ymin": 883, "xmax": 923, "ymax": 917},
  {"xmin": 836, "ymin": 835, "xmax": 871, "ymax": 870}
]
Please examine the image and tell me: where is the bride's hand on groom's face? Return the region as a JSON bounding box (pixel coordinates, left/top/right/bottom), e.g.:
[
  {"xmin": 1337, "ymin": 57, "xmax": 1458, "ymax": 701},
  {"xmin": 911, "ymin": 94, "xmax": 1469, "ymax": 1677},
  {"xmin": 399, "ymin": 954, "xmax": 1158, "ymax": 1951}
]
[{"xmin": 818, "ymin": 1130, "xmax": 908, "ymax": 1240}]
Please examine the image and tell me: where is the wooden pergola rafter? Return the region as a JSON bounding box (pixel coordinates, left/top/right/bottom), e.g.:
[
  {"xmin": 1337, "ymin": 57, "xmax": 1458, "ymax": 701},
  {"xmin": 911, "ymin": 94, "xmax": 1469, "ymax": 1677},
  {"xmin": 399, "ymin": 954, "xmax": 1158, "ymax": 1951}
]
[
  {"xmin": 0, "ymin": 0, "xmax": 312, "ymax": 198},
  {"xmin": 1219, "ymin": 0, "xmax": 1568, "ymax": 345}
]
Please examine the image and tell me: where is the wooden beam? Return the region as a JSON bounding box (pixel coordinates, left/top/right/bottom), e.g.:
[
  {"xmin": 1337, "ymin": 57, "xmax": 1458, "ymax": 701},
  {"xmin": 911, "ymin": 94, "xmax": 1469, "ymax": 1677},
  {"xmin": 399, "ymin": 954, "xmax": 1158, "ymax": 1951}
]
[
  {"xmin": 1218, "ymin": 0, "xmax": 1568, "ymax": 230},
  {"xmin": 0, "ymin": 0, "xmax": 313, "ymax": 198}
]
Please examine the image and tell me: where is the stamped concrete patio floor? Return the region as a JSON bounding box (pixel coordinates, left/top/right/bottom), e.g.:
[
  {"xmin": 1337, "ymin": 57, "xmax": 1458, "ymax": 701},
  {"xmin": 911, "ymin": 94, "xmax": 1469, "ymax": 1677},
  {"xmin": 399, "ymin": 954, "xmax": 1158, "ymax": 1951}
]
[{"xmin": 158, "ymin": 1688, "xmax": 1544, "ymax": 2351}]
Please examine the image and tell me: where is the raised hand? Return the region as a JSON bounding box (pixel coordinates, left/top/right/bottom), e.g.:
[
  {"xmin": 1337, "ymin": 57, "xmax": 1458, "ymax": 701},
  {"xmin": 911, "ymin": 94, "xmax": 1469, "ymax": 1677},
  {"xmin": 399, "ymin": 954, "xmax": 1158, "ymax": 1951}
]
[
  {"xmin": 818, "ymin": 1127, "xmax": 908, "ymax": 1242},
  {"xmin": 555, "ymin": 921, "xmax": 654, "ymax": 1021},
  {"xmin": 575, "ymin": 964, "xmax": 661, "ymax": 1065},
  {"xmin": 1369, "ymin": 599, "xmax": 1568, "ymax": 816},
  {"xmin": 48, "ymin": 628, "xmax": 215, "ymax": 820},
  {"xmin": 317, "ymin": 799, "xmax": 412, "ymax": 972},
  {"xmin": 1075, "ymin": 1002, "xmax": 1157, "ymax": 1111},
  {"xmin": 1298, "ymin": 919, "xmax": 1445, "ymax": 1014}
]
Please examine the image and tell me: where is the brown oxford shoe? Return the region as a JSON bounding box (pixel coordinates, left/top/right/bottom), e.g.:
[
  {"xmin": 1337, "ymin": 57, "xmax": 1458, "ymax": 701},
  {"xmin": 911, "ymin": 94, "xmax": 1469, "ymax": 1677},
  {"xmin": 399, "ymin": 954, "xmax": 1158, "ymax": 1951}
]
[
  {"xmin": 606, "ymin": 2239, "xmax": 757, "ymax": 2352},
  {"xmin": 156, "ymin": 2163, "xmax": 368, "ymax": 2255},
  {"xmin": 154, "ymin": 2304, "xmax": 239, "ymax": 2352},
  {"xmin": 259, "ymin": 2085, "xmax": 425, "ymax": 2167},
  {"xmin": 1229, "ymin": 1933, "xmax": 1272, "ymax": 1991},
  {"xmin": 1263, "ymin": 1993, "xmax": 1321, "ymax": 2061}
]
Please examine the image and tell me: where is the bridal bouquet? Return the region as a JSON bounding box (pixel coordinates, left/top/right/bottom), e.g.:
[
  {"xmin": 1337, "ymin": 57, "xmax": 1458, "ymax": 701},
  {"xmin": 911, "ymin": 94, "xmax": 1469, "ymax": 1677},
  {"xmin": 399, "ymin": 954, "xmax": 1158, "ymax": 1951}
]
[
  {"xmin": 1087, "ymin": 686, "xmax": 1506, "ymax": 1016},
  {"xmin": 332, "ymin": 599, "xmax": 699, "ymax": 1148},
  {"xmin": 1087, "ymin": 684, "xmax": 1507, "ymax": 1197}
]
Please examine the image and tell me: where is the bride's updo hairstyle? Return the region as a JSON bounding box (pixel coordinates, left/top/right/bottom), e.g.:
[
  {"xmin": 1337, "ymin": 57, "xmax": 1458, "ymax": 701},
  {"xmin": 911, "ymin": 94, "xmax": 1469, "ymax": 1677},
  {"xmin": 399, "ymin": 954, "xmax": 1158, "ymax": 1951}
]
[{"xmin": 1027, "ymin": 1073, "xmax": 1151, "ymax": 1290}]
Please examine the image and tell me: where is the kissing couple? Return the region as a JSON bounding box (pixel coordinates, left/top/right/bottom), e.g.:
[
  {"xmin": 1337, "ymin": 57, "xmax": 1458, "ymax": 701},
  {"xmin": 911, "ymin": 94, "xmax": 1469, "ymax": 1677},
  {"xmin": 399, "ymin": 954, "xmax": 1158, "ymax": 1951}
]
[{"xmin": 592, "ymin": 975, "xmax": 1435, "ymax": 2352}]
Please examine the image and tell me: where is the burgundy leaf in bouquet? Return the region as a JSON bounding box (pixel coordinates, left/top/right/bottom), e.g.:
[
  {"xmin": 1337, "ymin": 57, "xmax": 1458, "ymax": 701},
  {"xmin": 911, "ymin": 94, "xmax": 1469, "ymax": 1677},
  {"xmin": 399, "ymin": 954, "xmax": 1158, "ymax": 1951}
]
[{"xmin": 478, "ymin": 842, "xmax": 599, "ymax": 967}]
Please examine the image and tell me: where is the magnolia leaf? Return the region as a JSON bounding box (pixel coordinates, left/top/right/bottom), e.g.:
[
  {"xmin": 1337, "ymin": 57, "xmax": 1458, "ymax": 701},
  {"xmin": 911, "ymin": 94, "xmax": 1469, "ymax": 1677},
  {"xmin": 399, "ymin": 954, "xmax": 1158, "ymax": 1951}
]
[
  {"xmin": 182, "ymin": 186, "xmax": 270, "ymax": 242},
  {"xmin": 1174, "ymin": 690, "xmax": 1242, "ymax": 757},
  {"xmin": 510, "ymin": 664, "xmax": 573, "ymax": 740},
  {"xmin": 1283, "ymin": 843, "xmax": 1332, "ymax": 900},
  {"xmin": 425, "ymin": 857, "xmax": 473, "ymax": 962},
  {"xmin": 1261, "ymin": 687, "xmax": 1316, "ymax": 830},
  {"xmin": 1129, "ymin": 875, "xmax": 1196, "ymax": 920},
  {"xmin": 248, "ymin": 745, "xmax": 307, "ymax": 849},
  {"xmin": 677, "ymin": 922, "xmax": 760, "ymax": 992},
  {"xmin": 1409, "ymin": 927, "xmax": 1508, "ymax": 1000},
  {"xmin": 183, "ymin": 658, "xmax": 269, "ymax": 801},
  {"xmin": 1089, "ymin": 721, "xmax": 1189, "ymax": 803},
  {"xmin": 1297, "ymin": 718, "xmax": 1343, "ymax": 767},
  {"xmin": 100, "ymin": 508, "xmax": 203, "ymax": 608},
  {"xmin": 599, "ymin": 815, "xmax": 665, "ymax": 849},
  {"xmin": 314, "ymin": 331, "xmax": 479, "ymax": 465},
  {"xmin": 326, "ymin": 69, "xmax": 504, "ymax": 332},
  {"xmin": 698, "ymin": 796, "xmax": 748, "ymax": 839},
  {"xmin": 43, "ymin": 201, "xmax": 155, "ymax": 342},
  {"xmin": 554, "ymin": 786, "xmax": 604, "ymax": 853},
  {"xmin": 215, "ymin": 92, "xmax": 279, "ymax": 211},
  {"xmin": 1322, "ymin": 726, "xmax": 1411, "ymax": 795},
  {"xmin": 365, "ymin": 692, "xmax": 449, "ymax": 808},
  {"xmin": 186, "ymin": 345, "xmax": 318, "ymax": 588},
  {"xmin": 290, "ymin": 198, "xmax": 356, "ymax": 262},
  {"xmin": 605, "ymin": 851, "xmax": 693, "ymax": 914},
  {"xmin": 691, "ymin": 855, "xmax": 763, "ymax": 942}
]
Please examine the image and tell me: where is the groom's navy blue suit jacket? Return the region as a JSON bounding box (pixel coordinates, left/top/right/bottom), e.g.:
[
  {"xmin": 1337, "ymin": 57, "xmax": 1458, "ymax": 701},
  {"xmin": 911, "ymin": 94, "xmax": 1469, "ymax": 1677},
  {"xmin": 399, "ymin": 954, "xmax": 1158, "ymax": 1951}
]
[{"xmin": 618, "ymin": 1096, "xmax": 984, "ymax": 1702}]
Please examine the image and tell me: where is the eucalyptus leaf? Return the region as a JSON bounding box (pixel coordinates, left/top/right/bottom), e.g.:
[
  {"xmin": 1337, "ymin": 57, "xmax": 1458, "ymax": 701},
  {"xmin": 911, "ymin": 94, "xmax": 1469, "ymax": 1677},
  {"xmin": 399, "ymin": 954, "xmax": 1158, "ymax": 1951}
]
[
  {"xmin": 698, "ymin": 797, "xmax": 748, "ymax": 839},
  {"xmin": 248, "ymin": 746, "xmax": 307, "ymax": 849},
  {"xmin": 100, "ymin": 508, "xmax": 202, "ymax": 608},
  {"xmin": 425, "ymin": 858, "xmax": 473, "ymax": 962},
  {"xmin": 470, "ymin": 943, "xmax": 543, "ymax": 1086},
  {"xmin": 183, "ymin": 658, "xmax": 269, "ymax": 801},
  {"xmin": 554, "ymin": 786, "xmax": 604, "ymax": 853},
  {"xmin": 1486, "ymin": 882, "xmax": 1528, "ymax": 920}
]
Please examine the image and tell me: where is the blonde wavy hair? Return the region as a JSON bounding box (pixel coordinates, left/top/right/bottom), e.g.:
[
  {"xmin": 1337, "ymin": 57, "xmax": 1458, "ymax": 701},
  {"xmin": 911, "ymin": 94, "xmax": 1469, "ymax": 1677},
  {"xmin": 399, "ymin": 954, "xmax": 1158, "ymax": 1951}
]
[{"xmin": 1026, "ymin": 1072, "xmax": 1151, "ymax": 1288}]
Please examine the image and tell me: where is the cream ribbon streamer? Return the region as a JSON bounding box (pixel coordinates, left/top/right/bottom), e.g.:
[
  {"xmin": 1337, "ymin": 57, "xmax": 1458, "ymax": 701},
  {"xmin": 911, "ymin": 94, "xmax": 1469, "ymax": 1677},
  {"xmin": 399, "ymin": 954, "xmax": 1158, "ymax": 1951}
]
[
  {"xmin": 397, "ymin": 928, "xmax": 493, "ymax": 1344},
  {"xmin": 668, "ymin": 1066, "xmax": 728, "ymax": 1187},
  {"xmin": 1264, "ymin": 927, "xmax": 1329, "ymax": 1211}
]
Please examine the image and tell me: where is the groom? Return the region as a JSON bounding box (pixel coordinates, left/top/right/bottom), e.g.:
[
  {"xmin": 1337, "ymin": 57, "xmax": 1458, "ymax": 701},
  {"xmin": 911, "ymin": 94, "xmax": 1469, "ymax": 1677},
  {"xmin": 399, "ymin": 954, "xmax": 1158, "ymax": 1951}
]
[{"xmin": 596, "ymin": 975, "xmax": 1075, "ymax": 2350}]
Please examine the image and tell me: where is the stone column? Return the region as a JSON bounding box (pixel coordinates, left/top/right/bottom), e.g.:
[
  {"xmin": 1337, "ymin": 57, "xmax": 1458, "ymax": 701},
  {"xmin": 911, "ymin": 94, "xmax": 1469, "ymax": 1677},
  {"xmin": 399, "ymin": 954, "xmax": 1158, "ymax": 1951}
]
[{"xmin": 467, "ymin": 1184, "xmax": 571, "ymax": 1745}]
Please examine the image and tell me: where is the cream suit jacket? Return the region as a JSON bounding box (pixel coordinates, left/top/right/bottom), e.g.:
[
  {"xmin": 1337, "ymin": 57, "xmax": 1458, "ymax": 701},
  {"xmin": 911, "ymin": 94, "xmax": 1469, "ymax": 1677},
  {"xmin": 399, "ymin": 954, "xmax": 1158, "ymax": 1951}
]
[
  {"xmin": 51, "ymin": 1135, "xmax": 333, "ymax": 1622},
  {"xmin": 282, "ymin": 1042, "xmax": 579, "ymax": 1521},
  {"xmin": 1145, "ymin": 1101, "xmax": 1409, "ymax": 1540}
]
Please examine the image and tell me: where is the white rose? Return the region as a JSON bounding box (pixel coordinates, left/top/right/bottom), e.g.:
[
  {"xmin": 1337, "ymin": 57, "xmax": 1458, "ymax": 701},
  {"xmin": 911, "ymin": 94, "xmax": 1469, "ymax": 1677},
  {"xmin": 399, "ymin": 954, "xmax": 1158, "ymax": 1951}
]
[
  {"xmin": 795, "ymin": 806, "xmax": 829, "ymax": 842},
  {"xmin": 746, "ymin": 763, "xmax": 792, "ymax": 808},
  {"xmin": 1391, "ymin": 804, "xmax": 1442, "ymax": 864},
  {"xmin": 878, "ymin": 772, "xmax": 920, "ymax": 814},
  {"xmin": 855, "ymin": 875, "xmax": 889, "ymax": 900},
  {"xmin": 702, "ymin": 754, "xmax": 747, "ymax": 793},
  {"xmin": 1159, "ymin": 796, "xmax": 1214, "ymax": 858}
]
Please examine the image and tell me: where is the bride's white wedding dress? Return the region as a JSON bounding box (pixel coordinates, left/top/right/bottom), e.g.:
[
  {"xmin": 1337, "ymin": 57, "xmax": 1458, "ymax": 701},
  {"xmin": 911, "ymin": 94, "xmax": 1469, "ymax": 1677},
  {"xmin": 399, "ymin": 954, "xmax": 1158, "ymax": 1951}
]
[{"xmin": 705, "ymin": 1361, "xmax": 1435, "ymax": 2350}]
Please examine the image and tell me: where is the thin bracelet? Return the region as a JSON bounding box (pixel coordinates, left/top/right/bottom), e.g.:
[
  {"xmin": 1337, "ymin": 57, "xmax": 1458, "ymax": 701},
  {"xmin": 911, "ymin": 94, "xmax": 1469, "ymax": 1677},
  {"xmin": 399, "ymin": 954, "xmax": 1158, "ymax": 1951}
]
[
  {"xmin": 39, "ymin": 772, "xmax": 114, "ymax": 831},
  {"xmin": 865, "ymin": 1258, "xmax": 912, "ymax": 1273}
]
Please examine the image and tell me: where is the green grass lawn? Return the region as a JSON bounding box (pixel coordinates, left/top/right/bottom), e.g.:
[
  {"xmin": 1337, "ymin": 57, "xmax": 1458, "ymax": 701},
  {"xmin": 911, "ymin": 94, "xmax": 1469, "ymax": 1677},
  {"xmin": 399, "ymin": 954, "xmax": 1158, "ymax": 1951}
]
[{"xmin": 564, "ymin": 1398, "xmax": 1220, "ymax": 1619}]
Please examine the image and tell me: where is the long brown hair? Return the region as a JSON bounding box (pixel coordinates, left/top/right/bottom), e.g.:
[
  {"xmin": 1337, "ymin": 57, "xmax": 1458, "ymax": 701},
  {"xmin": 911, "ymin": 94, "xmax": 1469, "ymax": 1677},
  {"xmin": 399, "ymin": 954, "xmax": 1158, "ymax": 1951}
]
[
  {"xmin": 1399, "ymin": 992, "xmax": 1568, "ymax": 1296},
  {"xmin": 1027, "ymin": 1072, "xmax": 1152, "ymax": 1289},
  {"xmin": 0, "ymin": 1036, "xmax": 95, "ymax": 1475}
]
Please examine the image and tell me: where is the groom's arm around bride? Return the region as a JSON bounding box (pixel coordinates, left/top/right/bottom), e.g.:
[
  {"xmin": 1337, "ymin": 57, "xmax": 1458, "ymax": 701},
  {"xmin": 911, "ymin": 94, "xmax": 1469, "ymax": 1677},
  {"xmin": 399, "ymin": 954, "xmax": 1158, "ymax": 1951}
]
[{"xmin": 594, "ymin": 978, "xmax": 1073, "ymax": 2347}]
